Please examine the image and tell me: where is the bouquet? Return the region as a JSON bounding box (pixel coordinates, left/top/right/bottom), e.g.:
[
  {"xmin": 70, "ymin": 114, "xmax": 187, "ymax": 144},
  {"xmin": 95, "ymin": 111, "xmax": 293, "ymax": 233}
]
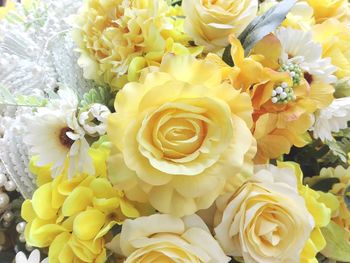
[{"xmin": 0, "ymin": 0, "xmax": 350, "ymax": 262}]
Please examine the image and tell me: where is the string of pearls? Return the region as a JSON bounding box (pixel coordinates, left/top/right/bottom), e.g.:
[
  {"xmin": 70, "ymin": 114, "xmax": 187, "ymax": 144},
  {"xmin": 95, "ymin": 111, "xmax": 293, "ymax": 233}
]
[{"xmin": 0, "ymin": 173, "xmax": 16, "ymax": 252}]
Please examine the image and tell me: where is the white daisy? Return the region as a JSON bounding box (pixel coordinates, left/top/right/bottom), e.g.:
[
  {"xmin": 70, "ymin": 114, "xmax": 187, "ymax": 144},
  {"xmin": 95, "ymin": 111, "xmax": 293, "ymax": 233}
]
[
  {"xmin": 15, "ymin": 250, "xmax": 48, "ymax": 263},
  {"xmin": 312, "ymin": 97, "xmax": 350, "ymax": 142},
  {"xmin": 24, "ymin": 88, "xmax": 94, "ymax": 178},
  {"xmin": 275, "ymin": 27, "xmax": 337, "ymax": 85}
]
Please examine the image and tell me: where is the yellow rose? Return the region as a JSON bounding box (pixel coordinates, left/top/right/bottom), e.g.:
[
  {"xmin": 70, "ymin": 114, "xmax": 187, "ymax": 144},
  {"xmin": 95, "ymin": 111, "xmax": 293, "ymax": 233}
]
[
  {"xmin": 108, "ymin": 214, "xmax": 230, "ymax": 263},
  {"xmin": 214, "ymin": 164, "xmax": 314, "ymax": 263},
  {"xmin": 313, "ymin": 18, "xmax": 350, "ymax": 79},
  {"xmin": 107, "ymin": 54, "xmax": 256, "ymax": 216},
  {"xmin": 182, "ymin": 0, "xmax": 258, "ymax": 51}
]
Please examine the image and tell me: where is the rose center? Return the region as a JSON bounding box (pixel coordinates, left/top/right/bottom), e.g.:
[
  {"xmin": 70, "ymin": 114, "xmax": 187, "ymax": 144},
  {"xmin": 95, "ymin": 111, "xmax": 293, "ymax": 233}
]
[{"xmin": 59, "ymin": 127, "xmax": 74, "ymax": 148}]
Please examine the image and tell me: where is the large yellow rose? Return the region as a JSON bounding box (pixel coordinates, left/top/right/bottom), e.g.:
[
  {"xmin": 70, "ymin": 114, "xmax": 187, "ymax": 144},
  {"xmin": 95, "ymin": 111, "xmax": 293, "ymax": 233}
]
[
  {"xmin": 214, "ymin": 164, "xmax": 314, "ymax": 263},
  {"xmin": 108, "ymin": 214, "xmax": 230, "ymax": 263},
  {"xmin": 182, "ymin": 0, "xmax": 258, "ymax": 51},
  {"xmin": 313, "ymin": 18, "xmax": 350, "ymax": 79},
  {"xmin": 107, "ymin": 54, "xmax": 256, "ymax": 216}
]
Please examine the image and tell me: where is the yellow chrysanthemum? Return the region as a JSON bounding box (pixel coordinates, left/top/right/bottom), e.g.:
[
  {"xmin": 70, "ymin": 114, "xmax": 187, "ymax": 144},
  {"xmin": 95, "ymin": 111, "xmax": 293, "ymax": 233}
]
[
  {"xmin": 302, "ymin": 0, "xmax": 350, "ymax": 23},
  {"xmin": 107, "ymin": 54, "xmax": 256, "ymax": 217},
  {"xmin": 277, "ymin": 162, "xmax": 336, "ymax": 263},
  {"xmin": 71, "ymin": 0, "xmax": 202, "ymax": 89},
  {"xmin": 22, "ymin": 147, "xmax": 148, "ymax": 263},
  {"xmin": 313, "ymin": 18, "xmax": 350, "ymax": 79}
]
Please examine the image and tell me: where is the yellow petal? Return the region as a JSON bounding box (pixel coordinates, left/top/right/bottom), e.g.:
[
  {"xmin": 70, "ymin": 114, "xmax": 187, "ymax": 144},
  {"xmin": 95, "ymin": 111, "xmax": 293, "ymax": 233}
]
[
  {"xmin": 32, "ymin": 183, "xmax": 57, "ymax": 220},
  {"xmin": 73, "ymin": 209, "xmax": 106, "ymax": 241},
  {"xmin": 62, "ymin": 186, "xmax": 93, "ymax": 217},
  {"xmin": 21, "ymin": 200, "xmax": 36, "ymax": 222}
]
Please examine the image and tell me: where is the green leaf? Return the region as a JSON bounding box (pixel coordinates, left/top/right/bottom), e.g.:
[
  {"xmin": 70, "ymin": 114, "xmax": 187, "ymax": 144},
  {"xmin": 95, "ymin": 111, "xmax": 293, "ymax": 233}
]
[
  {"xmin": 222, "ymin": 0, "xmax": 297, "ymax": 65},
  {"xmin": 15, "ymin": 95, "xmax": 47, "ymax": 107},
  {"xmin": 80, "ymin": 86, "xmax": 115, "ymax": 111},
  {"xmin": 345, "ymin": 185, "xmax": 350, "ymax": 211},
  {"xmin": 311, "ymin": 178, "xmax": 341, "ymax": 192},
  {"xmin": 239, "ymin": 0, "xmax": 296, "ymax": 56},
  {"xmin": 334, "ymin": 77, "xmax": 350, "ymax": 98},
  {"xmin": 321, "ymin": 221, "xmax": 350, "ymax": 261},
  {"xmin": 325, "ymin": 140, "xmax": 348, "ymax": 163}
]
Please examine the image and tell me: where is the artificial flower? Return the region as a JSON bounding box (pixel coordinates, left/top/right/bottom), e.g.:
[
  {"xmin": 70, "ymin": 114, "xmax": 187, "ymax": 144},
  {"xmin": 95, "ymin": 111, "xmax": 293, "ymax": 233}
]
[
  {"xmin": 108, "ymin": 214, "xmax": 230, "ymax": 263},
  {"xmin": 78, "ymin": 103, "xmax": 111, "ymax": 136},
  {"xmin": 108, "ymin": 54, "xmax": 256, "ymax": 216},
  {"xmin": 71, "ymin": 0, "xmax": 202, "ymax": 89},
  {"xmin": 306, "ymin": 166, "xmax": 350, "ymax": 243},
  {"xmin": 24, "ymin": 88, "xmax": 94, "ymax": 179},
  {"xmin": 312, "ymin": 97, "xmax": 350, "ymax": 141},
  {"xmin": 182, "ymin": 0, "xmax": 258, "ymax": 52},
  {"xmin": 278, "ymin": 162, "xmax": 336, "ymax": 263},
  {"xmin": 259, "ymin": 0, "xmax": 315, "ymax": 30},
  {"xmin": 214, "ymin": 164, "xmax": 314, "ymax": 263},
  {"xmin": 313, "ymin": 18, "xmax": 350, "ymax": 79},
  {"xmin": 275, "ymin": 27, "xmax": 337, "ymax": 85},
  {"xmin": 15, "ymin": 250, "xmax": 48, "ymax": 263},
  {"xmin": 22, "ymin": 146, "xmax": 146, "ymax": 263},
  {"xmin": 219, "ymin": 34, "xmax": 333, "ymax": 163},
  {"xmin": 302, "ymin": 0, "xmax": 350, "ymax": 23}
]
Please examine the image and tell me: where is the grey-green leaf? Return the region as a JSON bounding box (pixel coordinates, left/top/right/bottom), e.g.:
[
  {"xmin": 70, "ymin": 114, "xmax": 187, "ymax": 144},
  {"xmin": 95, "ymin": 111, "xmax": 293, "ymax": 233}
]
[{"xmin": 239, "ymin": 0, "xmax": 296, "ymax": 56}]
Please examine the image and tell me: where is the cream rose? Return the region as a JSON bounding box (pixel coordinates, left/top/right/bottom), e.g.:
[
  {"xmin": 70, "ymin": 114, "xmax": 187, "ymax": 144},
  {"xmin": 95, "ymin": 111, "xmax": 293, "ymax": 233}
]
[
  {"xmin": 214, "ymin": 165, "xmax": 315, "ymax": 263},
  {"xmin": 182, "ymin": 0, "xmax": 258, "ymax": 51},
  {"xmin": 107, "ymin": 54, "xmax": 256, "ymax": 217},
  {"xmin": 109, "ymin": 214, "xmax": 230, "ymax": 263}
]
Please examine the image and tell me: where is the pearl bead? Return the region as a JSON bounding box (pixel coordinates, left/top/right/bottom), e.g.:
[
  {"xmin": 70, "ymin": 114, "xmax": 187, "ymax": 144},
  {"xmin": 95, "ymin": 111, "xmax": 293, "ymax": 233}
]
[
  {"xmin": 3, "ymin": 211, "xmax": 14, "ymax": 222},
  {"xmin": 271, "ymin": 90, "xmax": 277, "ymax": 97},
  {"xmin": 0, "ymin": 245, "xmax": 3, "ymax": 251},
  {"xmin": 19, "ymin": 234, "xmax": 26, "ymax": 243},
  {"xmin": 281, "ymin": 82, "xmax": 288, "ymax": 89},
  {"xmin": 0, "ymin": 193, "xmax": 10, "ymax": 208},
  {"xmin": 25, "ymin": 244, "xmax": 33, "ymax": 252},
  {"xmin": 280, "ymin": 92, "xmax": 288, "ymax": 99},
  {"xmin": 271, "ymin": 97, "xmax": 278, "ymax": 104},
  {"xmin": 5, "ymin": 180, "xmax": 16, "ymax": 192},
  {"xmin": 0, "ymin": 173, "xmax": 6, "ymax": 187},
  {"xmin": 16, "ymin": 222, "xmax": 26, "ymax": 233},
  {"xmin": 275, "ymin": 87, "xmax": 283, "ymax": 94}
]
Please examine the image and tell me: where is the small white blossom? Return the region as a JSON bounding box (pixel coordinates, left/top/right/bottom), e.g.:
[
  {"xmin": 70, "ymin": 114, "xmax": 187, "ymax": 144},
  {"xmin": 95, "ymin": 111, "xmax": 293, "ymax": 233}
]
[
  {"xmin": 312, "ymin": 98, "xmax": 350, "ymax": 141},
  {"xmin": 79, "ymin": 103, "xmax": 110, "ymax": 136},
  {"xmin": 15, "ymin": 250, "xmax": 48, "ymax": 263}
]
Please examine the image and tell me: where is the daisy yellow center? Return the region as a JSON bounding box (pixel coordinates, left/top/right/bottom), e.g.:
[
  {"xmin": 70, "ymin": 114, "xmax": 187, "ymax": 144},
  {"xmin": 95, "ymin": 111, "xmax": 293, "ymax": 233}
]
[{"xmin": 59, "ymin": 127, "xmax": 74, "ymax": 148}]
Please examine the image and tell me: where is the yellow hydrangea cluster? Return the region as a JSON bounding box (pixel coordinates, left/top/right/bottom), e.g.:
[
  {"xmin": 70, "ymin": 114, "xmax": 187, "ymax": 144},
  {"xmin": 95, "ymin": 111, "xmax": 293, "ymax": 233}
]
[
  {"xmin": 71, "ymin": 0, "xmax": 203, "ymax": 89},
  {"xmin": 307, "ymin": 166, "xmax": 350, "ymax": 243},
  {"xmin": 22, "ymin": 148, "xmax": 147, "ymax": 263}
]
